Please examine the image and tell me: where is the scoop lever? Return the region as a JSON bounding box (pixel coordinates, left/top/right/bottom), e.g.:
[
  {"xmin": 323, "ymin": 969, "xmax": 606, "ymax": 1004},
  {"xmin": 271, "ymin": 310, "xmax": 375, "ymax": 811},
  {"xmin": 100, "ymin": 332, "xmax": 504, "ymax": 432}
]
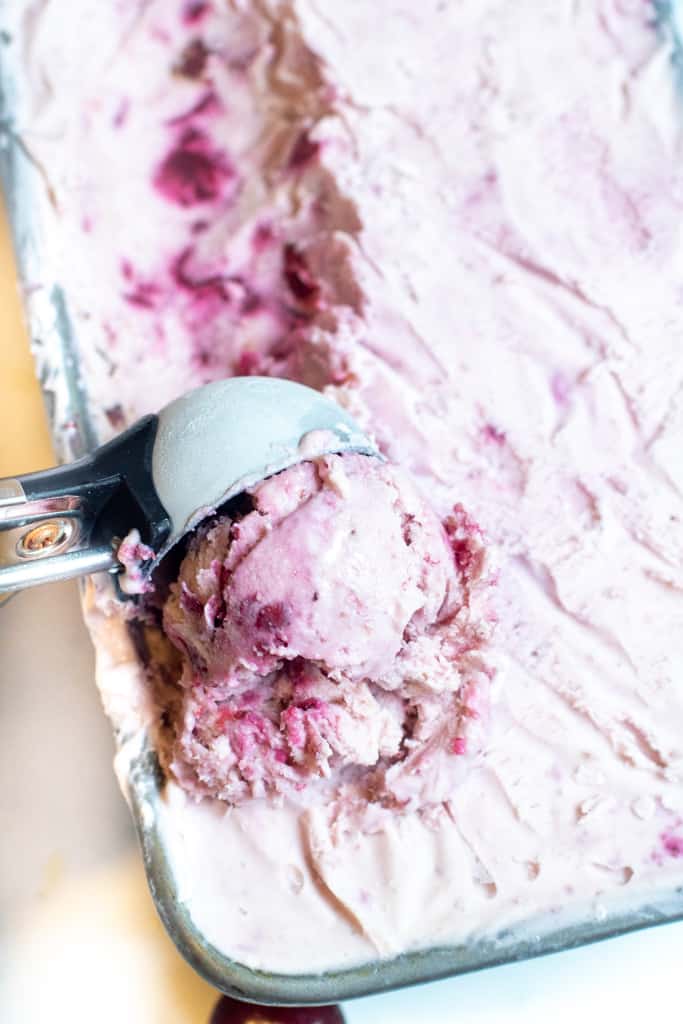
[{"xmin": 0, "ymin": 414, "xmax": 168, "ymax": 594}]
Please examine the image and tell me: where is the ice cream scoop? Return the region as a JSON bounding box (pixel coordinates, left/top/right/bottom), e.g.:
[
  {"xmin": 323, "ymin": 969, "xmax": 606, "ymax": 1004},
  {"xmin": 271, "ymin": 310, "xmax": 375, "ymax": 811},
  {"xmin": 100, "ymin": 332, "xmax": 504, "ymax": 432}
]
[{"xmin": 0, "ymin": 377, "xmax": 378, "ymax": 599}]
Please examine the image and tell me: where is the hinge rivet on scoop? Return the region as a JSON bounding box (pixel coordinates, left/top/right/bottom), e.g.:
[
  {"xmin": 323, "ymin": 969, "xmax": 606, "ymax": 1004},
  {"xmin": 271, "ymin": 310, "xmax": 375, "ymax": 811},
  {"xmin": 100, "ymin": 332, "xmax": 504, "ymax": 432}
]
[{"xmin": 16, "ymin": 518, "xmax": 76, "ymax": 559}]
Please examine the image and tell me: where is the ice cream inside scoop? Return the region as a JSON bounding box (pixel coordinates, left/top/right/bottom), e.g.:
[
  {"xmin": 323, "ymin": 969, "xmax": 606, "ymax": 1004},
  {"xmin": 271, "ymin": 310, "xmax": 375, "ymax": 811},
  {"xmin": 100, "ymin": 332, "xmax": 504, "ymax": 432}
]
[{"xmin": 161, "ymin": 453, "xmax": 495, "ymax": 807}]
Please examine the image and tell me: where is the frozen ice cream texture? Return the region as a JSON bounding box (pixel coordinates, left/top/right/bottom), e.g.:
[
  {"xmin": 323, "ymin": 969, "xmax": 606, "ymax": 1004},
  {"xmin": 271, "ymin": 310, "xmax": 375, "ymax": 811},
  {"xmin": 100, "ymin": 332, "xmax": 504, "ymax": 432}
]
[
  {"xmin": 7, "ymin": 0, "xmax": 683, "ymax": 978},
  {"xmin": 162, "ymin": 454, "xmax": 495, "ymax": 807}
]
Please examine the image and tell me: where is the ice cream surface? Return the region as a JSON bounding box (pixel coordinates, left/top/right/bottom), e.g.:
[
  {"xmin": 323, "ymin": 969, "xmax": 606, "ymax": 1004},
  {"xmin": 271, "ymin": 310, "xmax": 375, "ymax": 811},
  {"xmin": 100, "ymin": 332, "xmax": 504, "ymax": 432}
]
[{"xmin": 4, "ymin": 0, "xmax": 683, "ymax": 976}]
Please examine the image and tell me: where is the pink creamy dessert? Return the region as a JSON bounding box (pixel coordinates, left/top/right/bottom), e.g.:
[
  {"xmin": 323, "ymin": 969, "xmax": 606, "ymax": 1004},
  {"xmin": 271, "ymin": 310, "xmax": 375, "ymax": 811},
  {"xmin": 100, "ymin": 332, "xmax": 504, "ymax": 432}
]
[
  {"xmin": 6, "ymin": 0, "xmax": 683, "ymax": 975},
  {"xmin": 162, "ymin": 455, "xmax": 494, "ymax": 807}
]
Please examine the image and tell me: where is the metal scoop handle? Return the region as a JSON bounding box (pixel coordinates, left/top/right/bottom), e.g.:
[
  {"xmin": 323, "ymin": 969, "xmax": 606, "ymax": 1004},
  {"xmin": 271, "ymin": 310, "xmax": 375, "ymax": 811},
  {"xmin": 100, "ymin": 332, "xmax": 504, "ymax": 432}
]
[{"xmin": 0, "ymin": 415, "xmax": 170, "ymax": 597}]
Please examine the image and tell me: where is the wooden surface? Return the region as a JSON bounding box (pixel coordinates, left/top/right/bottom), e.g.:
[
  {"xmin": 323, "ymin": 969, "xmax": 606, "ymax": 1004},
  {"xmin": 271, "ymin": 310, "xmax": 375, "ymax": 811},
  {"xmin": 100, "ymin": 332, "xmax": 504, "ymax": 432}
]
[{"xmin": 0, "ymin": 200, "xmax": 53, "ymax": 476}]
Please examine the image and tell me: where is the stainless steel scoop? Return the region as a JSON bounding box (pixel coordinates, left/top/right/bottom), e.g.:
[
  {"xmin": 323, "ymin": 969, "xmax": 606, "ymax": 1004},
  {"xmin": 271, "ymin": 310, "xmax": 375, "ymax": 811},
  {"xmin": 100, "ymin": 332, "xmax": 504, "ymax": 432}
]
[{"xmin": 0, "ymin": 376, "xmax": 378, "ymax": 599}]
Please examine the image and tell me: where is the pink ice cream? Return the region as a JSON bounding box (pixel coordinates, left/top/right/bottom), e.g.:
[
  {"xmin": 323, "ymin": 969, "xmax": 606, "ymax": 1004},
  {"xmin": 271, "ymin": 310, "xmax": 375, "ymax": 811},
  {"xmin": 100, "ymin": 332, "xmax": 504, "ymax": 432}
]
[
  {"xmin": 161, "ymin": 454, "xmax": 494, "ymax": 807},
  {"xmin": 6, "ymin": 0, "xmax": 683, "ymax": 978}
]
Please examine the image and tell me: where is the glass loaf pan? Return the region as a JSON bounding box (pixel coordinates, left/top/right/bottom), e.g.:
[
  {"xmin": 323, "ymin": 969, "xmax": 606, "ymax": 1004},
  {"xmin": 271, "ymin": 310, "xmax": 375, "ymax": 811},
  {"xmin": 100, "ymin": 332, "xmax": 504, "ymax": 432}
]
[{"xmin": 1, "ymin": 16, "xmax": 682, "ymax": 1005}]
